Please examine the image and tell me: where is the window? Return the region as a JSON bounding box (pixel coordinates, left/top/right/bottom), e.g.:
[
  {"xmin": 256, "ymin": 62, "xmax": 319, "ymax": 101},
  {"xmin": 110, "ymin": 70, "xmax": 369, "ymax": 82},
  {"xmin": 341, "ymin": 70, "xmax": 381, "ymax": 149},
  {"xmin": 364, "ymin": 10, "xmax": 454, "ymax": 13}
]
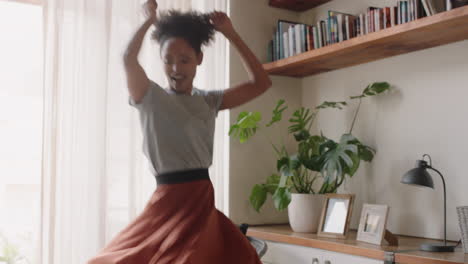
[{"xmin": 0, "ymin": 0, "xmax": 43, "ymax": 263}]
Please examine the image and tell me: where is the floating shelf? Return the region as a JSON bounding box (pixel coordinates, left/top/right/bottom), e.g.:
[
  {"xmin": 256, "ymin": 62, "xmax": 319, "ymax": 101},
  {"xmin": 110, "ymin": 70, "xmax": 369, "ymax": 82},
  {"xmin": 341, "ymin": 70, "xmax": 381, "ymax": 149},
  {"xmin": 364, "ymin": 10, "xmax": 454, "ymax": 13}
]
[
  {"xmin": 268, "ymin": 0, "xmax": 332, "ymax": 12},
  {"xmin": 264, "ymin": 6, "xmax": 468, "ymax": 78}
]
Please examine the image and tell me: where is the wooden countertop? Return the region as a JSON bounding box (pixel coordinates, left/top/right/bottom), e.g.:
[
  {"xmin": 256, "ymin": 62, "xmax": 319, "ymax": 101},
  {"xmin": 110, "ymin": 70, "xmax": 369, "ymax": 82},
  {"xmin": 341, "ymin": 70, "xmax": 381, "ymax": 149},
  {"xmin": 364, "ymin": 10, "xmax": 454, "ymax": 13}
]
[{"xmin": 247, "ymin": 225, "xmax": 467, "ymax": 264}]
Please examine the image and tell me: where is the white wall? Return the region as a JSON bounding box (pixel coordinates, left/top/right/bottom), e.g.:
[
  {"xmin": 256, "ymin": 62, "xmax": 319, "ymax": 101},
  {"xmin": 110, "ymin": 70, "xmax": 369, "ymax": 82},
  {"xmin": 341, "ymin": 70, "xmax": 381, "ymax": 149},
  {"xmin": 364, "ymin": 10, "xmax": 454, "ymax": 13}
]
[
  {"xmin": 228, "ymin": 0, "xmax": 302, "ymax": 225},
  {"xmin": 299, "ymin": 0, "xmax": 468, "ymax": 241},
  {"xmin": 228, "ymin": 0, "xmax": 468, "ymax": 241}
]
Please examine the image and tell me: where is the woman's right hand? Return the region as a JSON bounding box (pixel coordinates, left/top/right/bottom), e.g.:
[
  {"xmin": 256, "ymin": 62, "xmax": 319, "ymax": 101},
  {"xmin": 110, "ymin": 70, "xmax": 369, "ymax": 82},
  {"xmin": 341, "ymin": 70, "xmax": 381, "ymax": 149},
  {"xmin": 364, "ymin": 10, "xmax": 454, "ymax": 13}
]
[{"xmin": 143, "ymin": 0, "xmax": 158, "ymax": 23}]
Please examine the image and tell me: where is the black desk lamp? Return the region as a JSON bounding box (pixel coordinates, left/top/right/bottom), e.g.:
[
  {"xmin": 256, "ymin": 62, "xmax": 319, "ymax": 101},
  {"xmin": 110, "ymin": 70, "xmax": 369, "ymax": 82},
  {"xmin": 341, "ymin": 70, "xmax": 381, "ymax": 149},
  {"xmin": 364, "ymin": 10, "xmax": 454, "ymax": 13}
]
[{"xmin": 401, "ymin": 154, "xmax": 456, "ymax": 252}]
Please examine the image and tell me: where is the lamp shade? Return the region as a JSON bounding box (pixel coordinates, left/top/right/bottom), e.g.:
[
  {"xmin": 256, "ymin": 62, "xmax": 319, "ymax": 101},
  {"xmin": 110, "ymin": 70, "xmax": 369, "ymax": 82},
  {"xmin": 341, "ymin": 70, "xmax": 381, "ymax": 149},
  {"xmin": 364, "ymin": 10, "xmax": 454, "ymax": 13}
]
[{"xmin": 401, "ymin": 160, "xmax": 434, "ymax": 189}]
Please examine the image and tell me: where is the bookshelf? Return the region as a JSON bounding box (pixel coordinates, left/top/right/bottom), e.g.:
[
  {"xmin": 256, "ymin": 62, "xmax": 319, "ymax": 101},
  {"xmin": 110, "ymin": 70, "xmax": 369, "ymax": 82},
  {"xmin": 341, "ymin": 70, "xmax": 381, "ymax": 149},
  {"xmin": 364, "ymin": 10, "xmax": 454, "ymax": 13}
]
[
  {"xmin": 268, "ymin": 0, "xmax": 332, "ymax": 12},
  {"xmin": 264, "ymin": 5, "xmax": 468, "ymax": 78}
]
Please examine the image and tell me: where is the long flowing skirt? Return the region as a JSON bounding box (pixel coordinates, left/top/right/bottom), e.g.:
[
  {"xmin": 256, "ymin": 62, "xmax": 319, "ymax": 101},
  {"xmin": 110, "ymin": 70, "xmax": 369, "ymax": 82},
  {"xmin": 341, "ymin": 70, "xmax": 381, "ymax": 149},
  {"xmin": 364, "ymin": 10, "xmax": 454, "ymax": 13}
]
[{"xmin": 87, "ymin": 176, "xmax": 261, "ymax": 264}]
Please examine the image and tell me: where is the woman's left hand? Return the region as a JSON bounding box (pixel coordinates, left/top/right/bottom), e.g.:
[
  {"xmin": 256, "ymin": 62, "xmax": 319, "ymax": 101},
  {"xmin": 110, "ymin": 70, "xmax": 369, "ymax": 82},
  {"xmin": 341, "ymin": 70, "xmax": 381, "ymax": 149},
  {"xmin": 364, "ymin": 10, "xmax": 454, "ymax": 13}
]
[{"xmin": 209, "ymin": 11, "xmax": 235, "ymax": 37}]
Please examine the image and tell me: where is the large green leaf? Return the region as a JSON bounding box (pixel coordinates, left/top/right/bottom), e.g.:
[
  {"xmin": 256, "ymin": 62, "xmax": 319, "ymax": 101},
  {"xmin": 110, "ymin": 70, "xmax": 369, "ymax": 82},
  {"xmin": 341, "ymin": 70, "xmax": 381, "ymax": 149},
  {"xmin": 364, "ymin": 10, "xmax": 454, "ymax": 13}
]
[
  {"xmin": 265, "ymin": 174, "xmax": 280, "ymax": 194},
  {"xmin": 249, "ymin": 184, "xmax": 268, "ymax": 212},
  {"xmin": 344, "ymin": 151, "xmax": 360, "ymax": 177},
  {"xmin": 316, "ymin": 101, "xmax": 347, "ymax": 110},
  {"xmin": 350, "ymin": 82, "xmax": 390, "ymax": 99},
  {"xmin": 288, "ymin": 107, "xmax": 315, "ymax": 134},
  {"xmin": 266, "ymin": 99, "xmax": 287, "ymax": 127},
  {"xmin": 293, "ymin": 129, "xmax": 310, "ymax": 142},
  {"xmin": 229, "ymin": 111, "xmax": 261, "ymax": 143},
  {"xmin": 358, "ymin": 144, "xmax": 375, "ymax": 162},
  {"xmin": 272, "ymin": 187, "xmax": 291, "ymax": 211},
  {"xmin": 320, "ymin": 135, "xmax": 358, "ymax": 183},
  {"xmin": 298, "ymin": 135, "xmax": 326, "ymax": 171}
]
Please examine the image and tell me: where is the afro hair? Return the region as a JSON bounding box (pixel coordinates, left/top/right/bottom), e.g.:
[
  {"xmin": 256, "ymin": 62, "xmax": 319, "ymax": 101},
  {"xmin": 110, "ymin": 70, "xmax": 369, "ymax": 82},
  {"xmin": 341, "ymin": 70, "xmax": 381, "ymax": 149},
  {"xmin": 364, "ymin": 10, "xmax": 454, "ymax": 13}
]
[{"xmin": 152, "ymin": 10, "xmax": 216, "ymax": 54}]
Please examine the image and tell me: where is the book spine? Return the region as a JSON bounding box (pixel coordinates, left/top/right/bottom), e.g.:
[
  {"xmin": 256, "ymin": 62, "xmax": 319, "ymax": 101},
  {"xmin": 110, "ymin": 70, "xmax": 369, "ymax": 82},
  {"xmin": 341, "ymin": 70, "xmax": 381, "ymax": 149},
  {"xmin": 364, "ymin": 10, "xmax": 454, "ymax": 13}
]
[
  {"xmin": 360, "ymin": 13, "xmax": 365, "ymax": 35},
  {"xmin": 398, "ymin": 1, "xmax": 401, "ymax": 24},
  {"xmin": 421, "ymin": 0, "xmax": 431, "ymax": 16},
  {"xmin": 288, "ymin": 25, "xmax": 294, "ymax": 56},
  {"xmin": 371, "ymin": 9, "xmax": 375, "ymax": 33},
  {"xmin": 345, "ymin": 15, "xmax": 350, "ymax": 40},
  {"xmin": 301, "ymin": 25, "xmax": 308, "ymax": 52},
  {"xmin": 313, "ymin": 25, "xmax": 318, "ymax": 49},
  {"xmin": 409, "ymin": 0, "xmax": 414, "ymax": 21},
  {"xmin": 295, "ymin": 24, "xmax": 301, "ymax": 54},
  {"xmin": 403, "ymin": 1, "xmax": 408, "ymax": 23},
  {"xmin": 324, "ymin": 19, "xmax": 330, "ymax": 45},
  {"xmin": 278, "ymin": 22, "xmax": 283, "ymax": 59},
  {"xmin": 416, "ymin": 0, "xmax": 421, "ymax": 17},
  {"xmin": 337, "ymin": 14, "xmax": 343, "ymax": 42},
  {"xmin": 283, "ymin": 31, "xmax": 289, "ymax": 58},
  {"xmin": 317, "ymin": 21, "xmax": 323, "ymax": 48},
  {"xmin": 308, "ymin": 26, "xmax": 313, "ymax": 50},
  {"xmin": 383, "ymin": 8, "xmax": 387, "ymax": 29},
  {"xmin": 273, "ymin": 32, "xmax": 277, "ymax": 61}
]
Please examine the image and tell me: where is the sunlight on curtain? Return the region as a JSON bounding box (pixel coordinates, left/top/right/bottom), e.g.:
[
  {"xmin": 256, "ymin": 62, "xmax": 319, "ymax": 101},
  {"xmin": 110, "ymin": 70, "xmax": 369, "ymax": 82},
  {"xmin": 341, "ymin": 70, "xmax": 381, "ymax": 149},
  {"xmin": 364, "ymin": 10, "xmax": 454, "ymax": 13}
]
[{"xmin": 0, "ymin": 2, "xmax": 43, "ymax": 264}]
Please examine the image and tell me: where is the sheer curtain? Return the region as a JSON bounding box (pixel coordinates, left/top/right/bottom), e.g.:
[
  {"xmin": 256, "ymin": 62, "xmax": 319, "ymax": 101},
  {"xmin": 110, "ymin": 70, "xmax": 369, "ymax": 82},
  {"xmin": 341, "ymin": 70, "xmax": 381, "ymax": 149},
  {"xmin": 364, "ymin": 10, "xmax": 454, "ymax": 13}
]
[{"xmin": 40, "ymin": 0, "xmax": 228, "ymax": 263}]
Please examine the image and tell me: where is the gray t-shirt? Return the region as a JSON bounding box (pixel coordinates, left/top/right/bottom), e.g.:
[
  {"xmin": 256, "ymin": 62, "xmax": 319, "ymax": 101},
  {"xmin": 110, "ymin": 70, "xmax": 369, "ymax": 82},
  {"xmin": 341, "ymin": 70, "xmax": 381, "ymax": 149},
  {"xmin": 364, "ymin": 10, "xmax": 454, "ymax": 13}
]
[{"xmin": 129, "ymin": 80, "xmax": 224, "ymax": 175}]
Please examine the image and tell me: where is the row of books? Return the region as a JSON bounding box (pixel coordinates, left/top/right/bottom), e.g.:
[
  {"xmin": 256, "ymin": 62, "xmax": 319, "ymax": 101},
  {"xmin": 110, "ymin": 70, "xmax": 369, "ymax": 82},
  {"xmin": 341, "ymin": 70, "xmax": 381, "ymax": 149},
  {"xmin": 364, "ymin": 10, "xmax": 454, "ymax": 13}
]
[{"xmin": 267, "ymin": 0, "xmax": 451, "ymax": 62}]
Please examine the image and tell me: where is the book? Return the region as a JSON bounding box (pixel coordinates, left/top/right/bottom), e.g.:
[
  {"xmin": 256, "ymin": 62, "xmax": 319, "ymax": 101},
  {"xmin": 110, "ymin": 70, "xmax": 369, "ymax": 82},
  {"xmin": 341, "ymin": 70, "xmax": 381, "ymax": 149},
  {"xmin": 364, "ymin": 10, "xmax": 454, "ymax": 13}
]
[
  {"xmin": 391, "ymin": 6, "xmax": 397, "ymax": 26},
  {"xmin": 312, "ymin": 26, "xmax": 318, "ymax": 49},
  {"xmin": 283, "ymin": 31, "xmax": 289, "ymax": 58},
  {"xmin": 295, "ymin": 24, "xmax": 301, "ymax": 54},
  {"xmin": 421, "ymin": 0, "xmax": 432, "ymax": 15},
  {"xmin": 288, "ymin": 25, "xmax": 295, "ymax": 56},
  {"xmin": 429, "ymin": 0, "xmax": 447, "ymax": 13},
  {"xmin": 426, "ymin": 0, "xmax": 437, "ymax": 14},
  {"xmin": 316, "ymin": 21, "xmax": 323, "ymax": 48},
  {"xmin": 277, "ymin": 20, "xmax": 299, "ymax": 59}
]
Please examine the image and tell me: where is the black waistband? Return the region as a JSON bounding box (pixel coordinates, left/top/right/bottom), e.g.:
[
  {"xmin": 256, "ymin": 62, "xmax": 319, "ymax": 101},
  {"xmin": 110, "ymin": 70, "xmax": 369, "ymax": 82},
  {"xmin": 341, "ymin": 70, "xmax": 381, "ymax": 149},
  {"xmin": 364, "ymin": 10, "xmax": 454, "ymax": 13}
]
[{"xmin": 155, "ymin": 168, "xmax": 210, "ymax": 185}]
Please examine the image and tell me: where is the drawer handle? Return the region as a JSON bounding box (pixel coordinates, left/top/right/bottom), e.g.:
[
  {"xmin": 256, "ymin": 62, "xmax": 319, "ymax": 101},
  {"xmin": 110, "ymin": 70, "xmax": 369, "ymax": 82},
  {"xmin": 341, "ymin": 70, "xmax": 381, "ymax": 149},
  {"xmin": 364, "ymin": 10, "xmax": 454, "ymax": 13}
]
[{"xmin": 324, "ymin": 261, "xmax": 331, "ymax": 264}]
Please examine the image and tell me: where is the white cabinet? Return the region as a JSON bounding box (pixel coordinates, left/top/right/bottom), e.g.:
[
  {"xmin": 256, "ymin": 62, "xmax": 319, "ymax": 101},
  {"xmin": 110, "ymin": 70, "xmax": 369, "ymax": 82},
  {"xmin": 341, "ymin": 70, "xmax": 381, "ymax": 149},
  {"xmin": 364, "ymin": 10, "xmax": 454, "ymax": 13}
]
[
  {"xmin": 261, "ymin": 241, "xmax": 323, "ymax": 264},
  {"xmin": 261, "ymin": 241, "xmax": 383, "ymax": 264},
  {"xmin": 321, "ymin": 250, "xmax": 383, "ymax": 264}
]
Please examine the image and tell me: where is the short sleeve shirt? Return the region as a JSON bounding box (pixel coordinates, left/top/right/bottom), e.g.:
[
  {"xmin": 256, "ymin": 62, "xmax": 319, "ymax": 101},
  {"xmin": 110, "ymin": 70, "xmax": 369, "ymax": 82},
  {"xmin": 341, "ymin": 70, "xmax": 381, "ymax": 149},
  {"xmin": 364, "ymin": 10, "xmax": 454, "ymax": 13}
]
[{"xmin": 129, "ymin": 80, "xmax": 224, "ymax": 175}]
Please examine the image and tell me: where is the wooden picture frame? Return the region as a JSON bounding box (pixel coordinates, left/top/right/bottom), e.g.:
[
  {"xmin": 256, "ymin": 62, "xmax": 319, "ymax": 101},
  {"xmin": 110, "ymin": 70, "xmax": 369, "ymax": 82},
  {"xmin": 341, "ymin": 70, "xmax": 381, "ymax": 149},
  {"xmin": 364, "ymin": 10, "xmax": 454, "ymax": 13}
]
[
  {"xmin": 356, "ymin": 204, "xmax": 390, "ymax": 245},
  {"xmin": 317, "ymin": 194, "xmax": 355, "ymax": 239}
]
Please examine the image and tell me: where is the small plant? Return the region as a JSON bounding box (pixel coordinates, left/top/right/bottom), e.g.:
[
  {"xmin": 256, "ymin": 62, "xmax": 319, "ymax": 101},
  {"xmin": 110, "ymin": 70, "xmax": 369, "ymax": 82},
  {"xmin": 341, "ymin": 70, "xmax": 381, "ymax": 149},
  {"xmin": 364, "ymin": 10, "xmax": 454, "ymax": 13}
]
[
  {"xmin": 229, "ymin": 82, "xmax": 391, "ymax": 212},
  {"xmin": 0, "ymin": 233, "xmax": 28, "ymax": 264}
]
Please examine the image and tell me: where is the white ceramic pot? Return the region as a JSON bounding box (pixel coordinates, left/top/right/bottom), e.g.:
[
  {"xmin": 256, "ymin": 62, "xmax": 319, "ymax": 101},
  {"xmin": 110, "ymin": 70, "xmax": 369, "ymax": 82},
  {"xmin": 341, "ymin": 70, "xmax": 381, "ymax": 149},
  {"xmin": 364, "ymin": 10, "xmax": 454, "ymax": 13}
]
[{"xmin": 288, "ymin": 193, "xmax": 326, "ymax": 233}]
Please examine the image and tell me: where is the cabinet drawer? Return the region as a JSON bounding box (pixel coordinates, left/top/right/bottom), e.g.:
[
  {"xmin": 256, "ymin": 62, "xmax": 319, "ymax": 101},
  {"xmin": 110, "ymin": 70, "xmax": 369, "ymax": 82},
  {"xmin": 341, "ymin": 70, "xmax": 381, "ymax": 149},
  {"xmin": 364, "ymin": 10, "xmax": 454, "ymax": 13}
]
[
  {"xmin": 261, "ymin": 241, "xmax": 383, "ymax": 264},
  {"xmin": 262, "ymin": 241, "xmax": 323, "ymax": 264}
]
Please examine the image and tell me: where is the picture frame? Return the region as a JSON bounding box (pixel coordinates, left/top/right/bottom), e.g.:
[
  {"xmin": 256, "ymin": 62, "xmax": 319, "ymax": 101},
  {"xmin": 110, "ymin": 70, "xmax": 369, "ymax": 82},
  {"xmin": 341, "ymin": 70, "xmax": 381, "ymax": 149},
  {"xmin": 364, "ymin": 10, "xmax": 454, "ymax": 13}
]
[
  {"xmin": 317, "ymin": 194, "xmax": 355, "ymax": 239},
  {"xmin": 356, "ymin": 204, "xmax": 390, "ymax": 245}
]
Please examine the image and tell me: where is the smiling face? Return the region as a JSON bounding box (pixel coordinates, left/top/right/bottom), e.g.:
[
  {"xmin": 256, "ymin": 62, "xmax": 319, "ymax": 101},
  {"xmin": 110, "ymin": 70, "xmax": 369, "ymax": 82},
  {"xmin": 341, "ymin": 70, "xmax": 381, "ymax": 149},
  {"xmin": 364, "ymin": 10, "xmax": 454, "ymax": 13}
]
[{"xmin": 160, "ymin": 37, "xmax": 203, "ymax": 94}]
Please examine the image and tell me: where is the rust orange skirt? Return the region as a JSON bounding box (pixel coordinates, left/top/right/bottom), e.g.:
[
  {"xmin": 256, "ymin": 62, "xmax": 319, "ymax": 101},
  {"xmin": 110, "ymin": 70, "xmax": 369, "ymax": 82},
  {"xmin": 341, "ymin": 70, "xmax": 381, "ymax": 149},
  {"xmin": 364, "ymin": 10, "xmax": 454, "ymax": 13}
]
[{"xmin": 87, "ymin": 169, "xmax": 261, "ymax": 264}]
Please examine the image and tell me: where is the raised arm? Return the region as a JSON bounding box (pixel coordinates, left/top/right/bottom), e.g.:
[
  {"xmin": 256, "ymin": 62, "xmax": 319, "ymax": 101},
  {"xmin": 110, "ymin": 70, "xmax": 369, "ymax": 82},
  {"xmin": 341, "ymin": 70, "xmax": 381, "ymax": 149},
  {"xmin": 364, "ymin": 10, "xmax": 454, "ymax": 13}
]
[
  {"xmin": 123, "ymin": 0, "xmax": 158, "ymax": 104},
  {"xmin": 210, "ymin": 12, "xmax": 272, "ymax": 110}
]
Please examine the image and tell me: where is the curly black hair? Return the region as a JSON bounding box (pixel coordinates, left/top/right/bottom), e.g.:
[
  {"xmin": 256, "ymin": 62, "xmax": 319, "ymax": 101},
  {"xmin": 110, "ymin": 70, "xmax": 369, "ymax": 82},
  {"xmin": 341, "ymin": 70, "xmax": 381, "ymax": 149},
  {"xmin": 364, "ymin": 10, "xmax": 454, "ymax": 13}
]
[{"xmin": 152, "ymin": 10, "xmax": 215, "ymax": 54}]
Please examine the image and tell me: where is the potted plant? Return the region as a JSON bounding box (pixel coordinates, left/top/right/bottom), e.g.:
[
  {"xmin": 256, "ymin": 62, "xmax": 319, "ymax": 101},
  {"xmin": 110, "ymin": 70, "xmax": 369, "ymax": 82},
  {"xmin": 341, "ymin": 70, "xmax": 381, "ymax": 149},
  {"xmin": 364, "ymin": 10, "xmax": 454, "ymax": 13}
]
[{"xmin": 229, "ymin": 82, "xmax": 390, "ymax": 232}]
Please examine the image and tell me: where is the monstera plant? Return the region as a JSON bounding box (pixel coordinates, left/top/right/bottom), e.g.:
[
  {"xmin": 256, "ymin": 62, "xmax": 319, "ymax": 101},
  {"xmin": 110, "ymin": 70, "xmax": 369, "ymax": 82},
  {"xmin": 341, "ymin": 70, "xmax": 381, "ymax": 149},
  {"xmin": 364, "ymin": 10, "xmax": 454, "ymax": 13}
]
[{"xmin": 229, "ymin": 82, "xmax": 391, "ymax": 212}]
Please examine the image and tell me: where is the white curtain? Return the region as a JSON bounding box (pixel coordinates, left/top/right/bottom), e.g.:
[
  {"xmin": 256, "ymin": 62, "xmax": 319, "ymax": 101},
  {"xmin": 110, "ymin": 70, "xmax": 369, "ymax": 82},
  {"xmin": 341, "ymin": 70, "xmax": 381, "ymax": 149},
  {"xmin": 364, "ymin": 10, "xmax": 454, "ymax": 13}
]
[{"xmin": 40, "ymin": 0, "xmax": 228, "ymax": 263}]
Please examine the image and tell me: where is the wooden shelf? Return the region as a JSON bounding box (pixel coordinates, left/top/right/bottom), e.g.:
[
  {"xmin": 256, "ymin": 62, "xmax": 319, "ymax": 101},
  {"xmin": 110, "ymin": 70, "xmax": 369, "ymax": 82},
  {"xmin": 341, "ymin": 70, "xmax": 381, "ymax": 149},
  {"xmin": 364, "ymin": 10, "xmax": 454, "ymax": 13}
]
[
  {"xmin": 264, "ymin": 6, "xmax": 468, "ymax": 78},
  {"xmin": 248, "ymin": 225, "xmax": 467, "ymax": 264},
  {"xmin": 268, "ymin": 0, "xmax": 332, "ymax": 12}
]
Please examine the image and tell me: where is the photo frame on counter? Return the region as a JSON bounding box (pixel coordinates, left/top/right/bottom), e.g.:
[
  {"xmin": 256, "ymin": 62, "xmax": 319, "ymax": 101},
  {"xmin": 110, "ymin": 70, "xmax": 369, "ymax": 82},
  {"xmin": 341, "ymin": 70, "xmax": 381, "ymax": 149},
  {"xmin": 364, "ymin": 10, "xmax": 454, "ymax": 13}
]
[
  {"xmin": 317, "ymin": 193, "xmax": 355, "ymax": 239},
  {"xmin": 356, "ymin": 203, "xmax": 390, "ymax": 245}
]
